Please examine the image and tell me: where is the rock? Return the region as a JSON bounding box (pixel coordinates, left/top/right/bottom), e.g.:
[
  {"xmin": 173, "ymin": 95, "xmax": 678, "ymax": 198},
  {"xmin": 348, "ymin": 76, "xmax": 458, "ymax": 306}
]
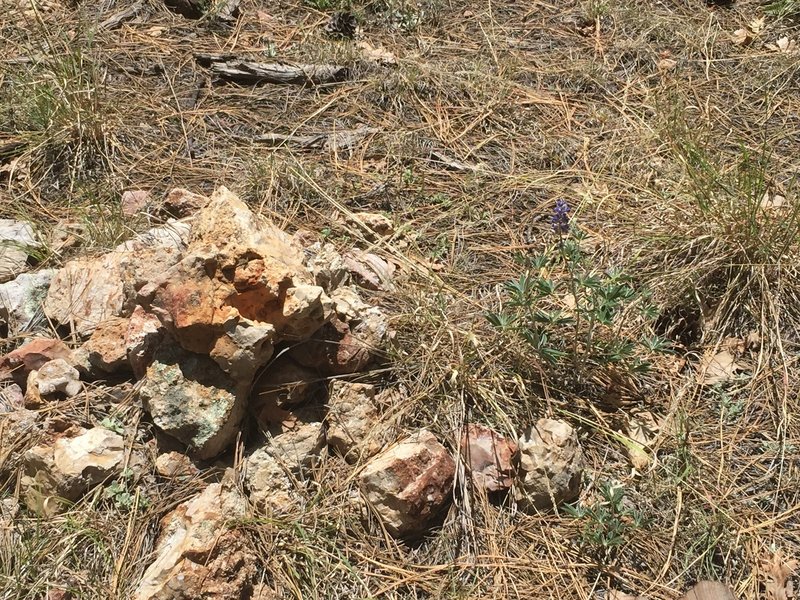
[
  {"xmin": 326, "ymin": 381, "xmax": 384, "ymax": 461},
  {"xmin": 244, "ymin": 447, "xmax": 296, "ymax": 514},
  {"xmin": 23, "ymin": 371, "xmax": 44, "ymax": 408},
  {"xmin": 514, "ymin": 418, "xmax": 584, "ymax": 511},
  {"xmin": 33, "ymin": 359, "xmax": 82, "ymax": 397},
  {"xmin": 0, "ymin": 382, "xmax": 24, "ymax": 410},
  {"xmin": 0, "ymin": 338, "xmax": 74, "ymax": 387},
  {"xmin": 0, "ymin": 269, "xmax": 55, "ymax": 335},
  {"xmin": 138, "ymin": 344, "xmax": 245, "ymax": 460},
  {"xmin": 21, "ymin": 426, "xmax": 125, "ymax": 515},
  {"xmin": 346, "ymin": 212, "xmax": 393, "ymax": 238},
  {"xmin": 290, "ymin": 316, "xmax": 373, "ymax": 375},
  {"xmin": 44, "ymin": 246, "xmax": 182, "ymax": 337},
  {"xmin": 267, "ymin": 420, "xmax": 325, "ymax": 472},
  {"xmin": 460, "ymin": 423, "xmax": 517, "ymax": 492},
  {"xmin": 304, "ymin": 242, "xmax": 350, "ymax": 291},
  {"xmin": 0, "ymin": 219, "xmax": 38, "ymax": 283},
  {"xmin": 120, "ymin": 190, "xmax": 151, "ymax": 217},
  {"xmin": 250, "ymin": 355, "xmax": 321, "ymax": 410},
  {"xmin": 115, "ymin": 219, "xmax": 190, "ymax": 253},
  {"xmin": 142, "ymin": 187, "xmax": 332, "ymax": 383},
  {"xmin": 680, "ymin": 581, "xmax": 737, "ymax": 600},
  {"xmin": 125, "ymin": 306, "xmax": 164, "ymax": 378},
  {"xmin": 359, "ymin": 429, "xmax": 455, "ymax": 538},
  {"xmin": 162, "ymin": 188, "xmax": 210, "ymax": 218},
  {"xmin": 0, "ymin": 407, "xmax": 39, "ymax": 471},
  {"xmin": 133, "ymin": 480, "xmax": 256, "ymax": 600},
  {"xmin": 155, "ymin": 452, "xmax": 198, "ymax": 478},
  {"xmin": 75, "ymin": 316, "xmax": 131, "ymax": 376}
]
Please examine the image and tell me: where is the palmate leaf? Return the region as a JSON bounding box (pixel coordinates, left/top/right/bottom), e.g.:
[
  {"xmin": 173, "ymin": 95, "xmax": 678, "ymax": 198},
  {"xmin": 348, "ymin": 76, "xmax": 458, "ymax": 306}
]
[{"xmin": 486, "ymin": 311, "xmax": 517, "ymax": 330}]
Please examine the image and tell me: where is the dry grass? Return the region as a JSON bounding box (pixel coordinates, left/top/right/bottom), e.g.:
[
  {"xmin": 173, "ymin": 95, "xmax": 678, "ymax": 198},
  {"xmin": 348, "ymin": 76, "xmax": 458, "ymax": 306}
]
[{"xmin": 2, "ymin": 0, "xmax": 800, "ymax": 597}]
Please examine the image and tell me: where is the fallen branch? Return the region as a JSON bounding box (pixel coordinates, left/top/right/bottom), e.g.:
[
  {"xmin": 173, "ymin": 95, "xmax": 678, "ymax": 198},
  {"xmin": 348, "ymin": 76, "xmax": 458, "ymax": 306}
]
[
  {"xmin": 195, "ymin": 54, "xmax": 348, "ymax": 86},
  {"xmin": 250, "ymin": 127, "xmax": 377, "ymax": 152}
]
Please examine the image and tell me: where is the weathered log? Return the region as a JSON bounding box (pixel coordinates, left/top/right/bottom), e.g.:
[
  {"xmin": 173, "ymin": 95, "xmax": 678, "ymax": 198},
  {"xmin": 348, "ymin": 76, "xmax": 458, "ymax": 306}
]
[{"xmin": 195, "ymin": 54, "xmax": 348, "ymax": 86}]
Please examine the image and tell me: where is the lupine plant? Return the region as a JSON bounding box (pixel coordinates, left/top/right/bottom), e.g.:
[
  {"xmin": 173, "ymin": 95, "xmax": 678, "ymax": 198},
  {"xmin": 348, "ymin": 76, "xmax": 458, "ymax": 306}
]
[{"xmin": 487, "ymin": 200, "xmax": 669, "ymax": 384}]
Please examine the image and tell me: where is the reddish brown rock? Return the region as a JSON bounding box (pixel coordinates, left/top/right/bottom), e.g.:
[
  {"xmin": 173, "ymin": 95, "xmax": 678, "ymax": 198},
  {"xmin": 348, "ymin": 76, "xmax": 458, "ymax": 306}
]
[
  {"xmin": 460, "ymin": 423, "xmax": 517, "ymax": 492},
  {"xmin": 250, "ymin": 355, "xmax": 320, "ymax": 411},
  {"xmin": 133, "ymin": 480, "xmax": 256, "ymax": 600},
  {"xmin": 359, "ymin": 429, "xmax": 455, "ymax": 538},
  {"xmin": 0, "ymin": 338, "xmax": 74, "ymax": 387},
  {"xmin": 76, "ymin": 316, "xmax": 131, "ymax": 375},
  {"xmin": 289, "ymin": 316, "xmax": 372, "ymax": 375},
  {"xmin": 162, "ymin": 187, "xmax": 210, "ymax": 218},
  {"xmin": 155, "ymin": 452, "xmax": 198, "ymax": 479}
]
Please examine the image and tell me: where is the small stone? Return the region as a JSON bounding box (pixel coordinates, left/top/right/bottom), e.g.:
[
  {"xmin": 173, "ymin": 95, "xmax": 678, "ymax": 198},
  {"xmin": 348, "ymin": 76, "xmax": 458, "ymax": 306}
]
[
  {"xmin": 514, "ymin": 418, "xmax": 584, "ymax": 511},
  {"xmin": 162, "ymin": 187, "xmax": 210, "ymax": 218},
  {"xmin": 0, "ymin": 270, "xmax": 55, "ymax": 335},
  {"xmin": 125, "ymin": 306, "xmax": 164, "ymax": 378},
  {"xmin": 304, "ymin": 242, "xmax": 350, "ymax": 291},
  {"xmin": 0, "ymin": 219, "xmax": 38, "ymax": 283},
  {"xmin": 132, "ymin": 480, "xmax": 256, "ymax": 600},
  {"xmin": 35, "ymin": 359, "xmax": 82, "ymax": 397},
  {"xmin": 0, "ymin": 338, "xmax": 74, "ymax": 387},
  {"xmin": 289, "ymin": 316, "xmax": 373, "ymax": 375},
  {"xmin": 0, "ymin": 382, "xmax": 24, "ymax": 410},
  {"xmin": 120, "ymin": 190, "xmax": 151, "ymax": 217},
  {"xmin": 359, "ymin": 429, "xmax": 455, "ymax": 538},
  {"xmin": 460, "ymin": 423, "xmax": 517, "ymax": 492},
  {"xmin": 155, "ymin": 451, "xmax": 198, "ymax": 478},
  {"xmin": 76, "ymin": 316, "xmax": 131, "ymax": 376}
]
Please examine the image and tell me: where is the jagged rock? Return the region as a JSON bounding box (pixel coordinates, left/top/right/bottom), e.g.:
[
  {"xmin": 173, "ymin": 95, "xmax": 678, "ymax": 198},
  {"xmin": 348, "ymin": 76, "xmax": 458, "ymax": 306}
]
[
  {"xmin": 0, "ymin": 269, "xmax": 55, "ymax": 335},
  {"xmin": 75, "ymin": 316, "xmax": 131, "ymax": 376},
  {"xmin": 460, "ymin": 423, "xmax": 517, "ymax": 492},
  {"xmin": 120, "ymin": 190, "xmax": 151, "ymax": 217},
  {"xmin": 290, "ymin": 316, "xmax": 373, "ymax": 375},
  {"xmin": 303, "ymin": 242, "xmax": 350, "ymax": 291},
  {"xmin": 29, "ymin": 358, "xmax": 81, "ymax": 398},
  {"xmin": 141, "ymin": 187, "xmax": 332, "ymax": 383},
  {"xmin": 268, "ymin": 420, "xmax": 325, "ymax": 471},
  {"xmin": 0, "ymin": 407, "xmax": 39, "ymax": 472},
  {"xmin": 359, "ymin": 429, "xmax": 455, "ymax": 538},
  {"xmin": 326, "ymin": 381, "xmax": 385, "ymax": 462},
  {"xmin": 21, "ymin": 426, "xmax": 125, "ymax": 515},
  {"xmin": 125, "ymin": 306, "xmax": 164, "ymax": 378},
  {"xmin": 0, "ymin": 338, "xmax": 74, "ymax": 387},
  {"xmin": 44, "ymin": 246, "xmax": 182, "ymax": 337},
  {"xmin": 514, "ymin": 418, "xmax": 584, "ymax": 510},
  {"xmin": 155, "ymin": 452, "xmax": 198, "ymax": 478},
  {"xmin": 0, "ymin": 219, "xmax": 38, "ymax": 283},
  {"xmin": 244, "ymin": 447, "xmax": 296, "ymax": 514},
  {"xmin": 133, "ymin": 480, "xmax": 256, "ymax": 600},
  {"xmin": 138, "ymin": 344, "xmax": 245, "ymax": 460},
  {"xmin": 162, "ymin": 188, "xmax": 210, "ymax": 218}
]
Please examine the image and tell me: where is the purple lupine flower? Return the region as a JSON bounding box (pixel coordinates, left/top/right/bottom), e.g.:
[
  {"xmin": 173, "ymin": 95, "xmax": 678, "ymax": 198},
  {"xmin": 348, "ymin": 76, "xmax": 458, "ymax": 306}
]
[{"xmin": 551, "ymin": 199, "xmax": 570, "ymax": 234}]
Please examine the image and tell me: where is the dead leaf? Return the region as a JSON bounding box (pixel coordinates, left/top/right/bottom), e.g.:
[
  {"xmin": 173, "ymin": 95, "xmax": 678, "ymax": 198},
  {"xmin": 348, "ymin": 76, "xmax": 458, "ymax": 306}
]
[
  {"xmin": 762, "ymin": 549, "xmax": 798, "ymax": 600},
  {"xmin": 609, "ymin": 591, "xmax": 647, "ymax": 600},
  {"xmin": 681, "ymin": 581, "xmax": 736, "ymax": 600},
  {"xmin": 657, "ymin": 57, "xmax": 678, "ymax": 71},
  {"xmin": 732, "ymin": 28, "xmax": 752, "ymax": 45},
  {"xmin": 625, "ymin": 411, "xmax": 664, "ymax": 470},
  {"xmin": 697, "ymin": 350, "xmax": 742, "ymax": 385},
  {"xmin": 767, "ymin": 36, "xmax": 797, "ymax": 54},
  {"xmin": 357, "ymin": 41, "xmax": 397, "ymax": 65},
  {"xmin": 749, "ymin": 16, "xmax": 765, "ymax": 33}
]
